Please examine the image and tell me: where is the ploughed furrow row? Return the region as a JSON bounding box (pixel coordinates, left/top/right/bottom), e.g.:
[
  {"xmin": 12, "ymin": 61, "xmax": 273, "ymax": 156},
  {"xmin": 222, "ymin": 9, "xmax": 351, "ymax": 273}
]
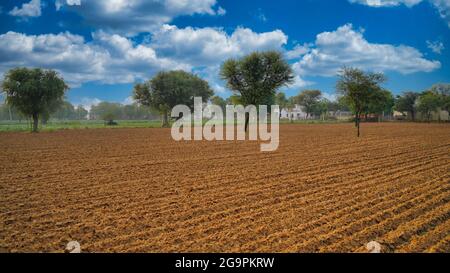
[
  {"xmin": 396, "ymin": 217, "xmax": 450, "ymax": 252},
  {"xmin": 95, "ymin": 160, "xmax": 447, "ymax": 252},
  {"xmin": 0, "ymin": 123, "xmax": 449, "ymax": 252},
  {"xmin": 235, "ymin": 175, "xmax": 448, "ymax": 252},
  {"xmin": 0, "ymin": 134, "xmax": 427, "ymax": 192},
  {"xmin": 426, "ymin": 234, "xmax": 450, "ymax": 253},
  {"xmin": 1, "ymin": 148, "xmax": 446, "ymax": 250},
  {"xmin": 251, "ymin": 177, "xmax": 449, "ymax": 252},
  {"xmin": 117, "ymin": 172, "xmax": 445, "ymax": 252},
  {"xmin": 379, "ymin": 203, "xmax": 450, "ymax": 252},
  {"xmin": 2, "ymin": 123, "xmax": 444, "ymax": 181},
  {"xmin": 317, "ymin": 188, "xmax": 450, "ymax": 252},
  {"xmin": 1, "ymin": 139, "xmax": 445, "ymax": 224}
]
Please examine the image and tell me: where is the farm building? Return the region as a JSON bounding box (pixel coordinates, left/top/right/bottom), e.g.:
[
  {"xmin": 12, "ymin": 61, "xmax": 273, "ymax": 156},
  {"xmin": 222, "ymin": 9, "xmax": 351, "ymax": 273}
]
[
  {"xmin": 280, "ymin": 105, "xmax": 352, "ymax": 121},
  {"xmin": 280, "ymin": 105, "xmax": 308, "ymax": 120}
]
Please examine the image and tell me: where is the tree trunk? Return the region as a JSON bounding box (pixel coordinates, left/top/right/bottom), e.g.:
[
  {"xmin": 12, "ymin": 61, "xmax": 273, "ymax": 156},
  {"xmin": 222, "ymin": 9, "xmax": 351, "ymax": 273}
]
[
  {"xmin": 161, "ymin": 111, "xmax": 169, "ymax": 127},
  {"xmin": 411, "ymin": 111, "xmax": 415, "ymax": 121},
  {"xmin": 32, "ymin": 114, "xmax": 39, "ymax": 133},
  {"xmin": 245, "ymin": 112, "xmax": 250, "ymax": 132},
  {"xmin": 8, "ymin": 106, "xmax": 12, "ymax": 121},
  {"xmin": 356, "ymin": 112, "xmax": 360, "ymax": 137},
  {"xmin": 357, "ymin": 117, "xmax": 360, "ymax": 137}
]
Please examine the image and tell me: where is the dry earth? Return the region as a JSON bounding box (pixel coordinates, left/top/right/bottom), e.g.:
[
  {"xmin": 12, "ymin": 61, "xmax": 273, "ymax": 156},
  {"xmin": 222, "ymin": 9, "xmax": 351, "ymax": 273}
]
[{"xmin": 0, "ymin": 123, "xmax": 449, "ymax": 252}]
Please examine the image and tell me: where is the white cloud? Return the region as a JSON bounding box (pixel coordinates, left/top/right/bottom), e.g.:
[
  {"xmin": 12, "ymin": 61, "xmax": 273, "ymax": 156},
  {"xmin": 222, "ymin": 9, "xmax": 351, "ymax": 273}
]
[
  {"xmin": 0, "ymin": 31, "xmax": 189, "ymax": 86},
  {"xmin": 56, "ymin": 0, "xmax": 81, "ymax": 10},
  {"xmin": 430, "ymin": 0, "xmax": 450, "ymax": 27},
  {"xmin": 255, "ymin": 8, "xmax": 267, "ymax": 22},
  {"xmin": 427, "ymin": 40, "xmax": 445, "ymax": 54},
  {"xmin": 150, "ymin": 25, "xmax": 288, "ymax": 66},
  {"xmin": 285, "ymin": 43, "xmax": 311, "ymax": 60},
  {"xmin": 0, "ymin": 23, "xmax": 440, "ymax": 96},
  {"xmin": 148, "ymin": 25, "xmax": 289, "ymax": 94},
  {"xmin": 349, "ymin": 0, "xmax": 450, "ymax": 27},
  {"xmin": 323, "ymin": 92, "xmax": 338, "ymax": 102},
  {"xmin": 217, "ymin": 6, "xmax": 226, "ymax": 16},
  {"xmin": 0, "ymin": 25, "xmax": 289, "ymax": 91},
  {"xmin": 288, "ymin": 75, "xmax": 314, "ymax": 89},
  {"xmin": 293, "ymin": 24, "xmax": 440, "ymax": 77},
  {"xmin": 122, "ymin": 96, "xmax": 135, "ymax": 105},
  {"xmin": 349, "ymin": 0, "xmax": 422, "ymax": 7},
  {"xmin": 9, "ymin": 0, "xmax": 41, "ymax": 17},
  {"xmin": 55, "ymin": 0, "xmax": 224, "ymax": 36},
  {"xmin": 77, "ymin": 97, "xmax": 102, "ymax": 111}
]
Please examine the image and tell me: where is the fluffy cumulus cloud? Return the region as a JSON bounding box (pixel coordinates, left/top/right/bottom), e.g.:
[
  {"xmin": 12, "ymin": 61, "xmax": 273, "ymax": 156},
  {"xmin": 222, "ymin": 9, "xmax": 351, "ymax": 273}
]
[
  {"xmin": 9, "ymin": 0, "xmax": 42, "ymax": 17},
  {"xmin": 150, "ymin": 25, "xmax": 288, "ymax": 66},
  {"xmin": 285, "ymin": 43, "xmax": 312, "ymax": 60},
  {"xmin": 293, "ymin": 24, "xmax": 440, "ymax": 77},
  {"xmin": 0, "ymin": 23, "xmax": 439, "ymax": 92},
  {"xmin": 349, "ymin": 0, "xmax": 450, "ymax": 27},
  {"xmin": 0, "ymin": 25, "xmax": 289, "ymax": 89},
  {"xmin": 0, "ymin": 31, "xmax": 188, "ymax": 86},
  {"xmin": 150, "ymin": 25, "xmax": 291, "ymax": 92},
  {"xmin": 55, "ymin": 0, "xmax": 225, "ymax": 36}
]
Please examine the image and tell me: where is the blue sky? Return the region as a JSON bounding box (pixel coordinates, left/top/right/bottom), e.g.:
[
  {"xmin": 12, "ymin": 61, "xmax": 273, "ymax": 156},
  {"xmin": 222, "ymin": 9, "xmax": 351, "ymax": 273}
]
[{"xmin": 0, "ymin": 0, "xmax": 449, "ymax": 108}]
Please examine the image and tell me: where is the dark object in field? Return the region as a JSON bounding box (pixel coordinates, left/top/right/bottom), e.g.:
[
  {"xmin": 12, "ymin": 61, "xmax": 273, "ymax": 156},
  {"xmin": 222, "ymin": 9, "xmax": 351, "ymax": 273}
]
[{"xmin": 105, "ymin": 120, "xmax": 118, "ymax": 126}]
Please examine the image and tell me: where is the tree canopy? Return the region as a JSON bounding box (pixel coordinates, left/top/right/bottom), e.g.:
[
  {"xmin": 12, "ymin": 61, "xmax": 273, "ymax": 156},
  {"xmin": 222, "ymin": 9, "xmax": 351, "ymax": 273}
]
[
  {"xmin": 395, "ymin": 91, "xmax": 419, "ymax": 121},
  {"xmin": 220, "ymin": 51, "xmax": 293, "ymax": 130},
  {"xmin": 220, "ymin": 51, "xmax": 293, "ymax": 106},
  {"xmin": 134, "ymin": 70, "xmax": 213, "ymax": 127},
  {"xmin": 336, "ymin": 67, "xmax": 385, "ymax": 137},
  {"xmin": 1, "ymin": 67, "xmax": 69, "ymax": 132},
  {"xmin": 295, "ymin": 90, "xmax": 322, "ymax": 118},
  {"xmin": 417, "ymin": 91, "xmax": 441, "ymax": 121}
]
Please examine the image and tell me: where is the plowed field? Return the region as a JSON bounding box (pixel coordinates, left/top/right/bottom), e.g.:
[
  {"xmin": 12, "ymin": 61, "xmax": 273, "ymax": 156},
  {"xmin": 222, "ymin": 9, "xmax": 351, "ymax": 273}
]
[{"xmin": 0, "ymin": 123, "xmax": 449, "ymax": 253}]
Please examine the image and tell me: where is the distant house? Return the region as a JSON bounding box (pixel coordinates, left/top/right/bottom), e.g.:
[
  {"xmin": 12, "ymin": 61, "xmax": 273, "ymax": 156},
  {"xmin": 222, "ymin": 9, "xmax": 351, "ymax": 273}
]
[
  {"xmin": 280, "ymin": 105, "xmax": 352, "ymax": 121},
  {"xmin": 393, "ymin": 111, "xmax": 407, "ymax": 120},
  {"xmin": 280, "ymin": 105, "xmax": 308, "ymax": 120},
  {"xmin": 328, "ymin": 110, "xmax": 353, "ymax": 120}
]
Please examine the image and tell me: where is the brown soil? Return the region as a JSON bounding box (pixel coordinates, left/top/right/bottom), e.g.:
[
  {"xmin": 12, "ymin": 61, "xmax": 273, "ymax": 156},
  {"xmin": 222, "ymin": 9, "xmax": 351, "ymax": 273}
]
[{"xmin": 0, "ymin": 123, "xmax": 449, "ymax": 253}]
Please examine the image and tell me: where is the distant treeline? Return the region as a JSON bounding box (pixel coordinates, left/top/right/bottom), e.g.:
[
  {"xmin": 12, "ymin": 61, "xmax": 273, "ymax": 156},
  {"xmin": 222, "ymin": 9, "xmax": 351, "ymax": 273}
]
[{"xmin": 0, "ymin": 101, "xmax": 159, "ymax": 121}]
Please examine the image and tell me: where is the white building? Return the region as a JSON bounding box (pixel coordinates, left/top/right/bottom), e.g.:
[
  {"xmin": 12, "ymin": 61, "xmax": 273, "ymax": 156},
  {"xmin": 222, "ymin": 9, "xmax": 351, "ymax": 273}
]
[
  {"xmin": 280, "ymin": 105, "xmax": 309, "ymax": 120},
  {"xmin": 280, "ymin": 105, "xmax": 353, "ymax": 121}
]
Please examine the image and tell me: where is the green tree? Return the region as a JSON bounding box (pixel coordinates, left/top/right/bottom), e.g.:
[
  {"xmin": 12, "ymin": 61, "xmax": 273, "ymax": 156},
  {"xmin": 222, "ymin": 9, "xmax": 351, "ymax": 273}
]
[
  {"xmin": 275, "ymin": 92, "xmax": 288, "ymax": 117},
  {"xmin": 134, "ymin": 70, "xmax": 213, "ymax": 127},
  {"xmin": 210, "ymin": 96, "xmax": 227, "ymax": 112},
  {"xmin": 295, "ymin": 90, "xmax": 322, "ymax": 118},
  {"xmin": 90, "ymin": 102, "xmax": 123, "ymax": 124},
  {"xmin": 0, "ymin": 104, "xmax": 24, "ymax": 121},
  {"xmin": 220, "ymin": 51, "xmax": 294, "ymax": 130},
  {"xmin": 367, "ymin": 88, "xmax": 394, "ymax": 121},
  {"xmin": 226, "ymin": 94, "xmax": 243, "ymax": 106},
  {"xmin": 417, "ymin": 91, "xmax": 441, "ymax": 121},
  {"xmin": 1, "ymin": 67, "xmax": 68, "ymax": 132},
  {"xmin": 75, "ymin": 105, "xmax": 88, "ymax": 120},
  {"xmin": 395, "ymin": 91, "xmax": 419, "ymax": 121},
  {"xmin": 52, "ymin": 101, "xmax": 77, "ymax": 120},
  {"xmin": 336, "ymin": 67, "xmax": 385, "ymax": 137},
  {"xmin": 313, "ymin": 98, "xmax": 330, "ymax": 121},
  {"xmin": 430, "ymin": 83, "xmax": 450, "ymax": 113}
]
